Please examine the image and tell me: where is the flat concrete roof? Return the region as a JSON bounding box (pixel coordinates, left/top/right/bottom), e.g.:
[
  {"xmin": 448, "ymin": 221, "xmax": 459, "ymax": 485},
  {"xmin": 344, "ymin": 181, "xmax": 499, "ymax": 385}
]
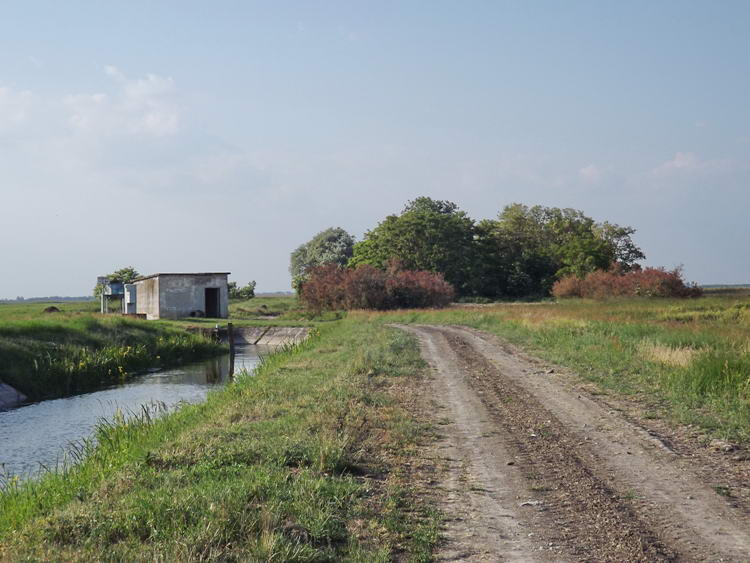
[{"xmin": 134, "ymin": 272, "xmax": 231, "ymax": 282}]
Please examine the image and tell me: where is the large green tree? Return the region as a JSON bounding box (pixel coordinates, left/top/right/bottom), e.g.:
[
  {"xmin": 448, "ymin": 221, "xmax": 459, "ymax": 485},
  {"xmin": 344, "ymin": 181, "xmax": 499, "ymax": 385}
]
[
  {"xmin": 349, "ymin": 197, "xmax": 477, "ymax": 295},
  {"xmin": 228, "ymin": 280, "xmax": 257, "ymax": 300},
  {"xmin": 476, "ymin": 204, "xmax": 645, "ymax": 296},
  {"xmin": 290, "ymin": 227, "xmax": 355, "ymax": 290}
]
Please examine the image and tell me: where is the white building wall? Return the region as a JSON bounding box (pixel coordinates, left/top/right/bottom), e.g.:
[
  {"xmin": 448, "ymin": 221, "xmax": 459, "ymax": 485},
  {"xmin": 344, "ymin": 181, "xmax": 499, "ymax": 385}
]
[
  {"xmin": 135, "ymin": 277, "xmax": 160, "ymax": 320},
  {"xmin": 157, "ymin": 274, "xmax": 229, "ymax": 319}
]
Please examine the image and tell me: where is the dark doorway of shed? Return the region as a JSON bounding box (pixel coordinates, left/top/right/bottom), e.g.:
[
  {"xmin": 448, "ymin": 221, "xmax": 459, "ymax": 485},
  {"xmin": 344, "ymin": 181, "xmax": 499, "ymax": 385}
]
[{"xmin": 205, "ymin": 287, "xmax": 220, "ymax": 318}]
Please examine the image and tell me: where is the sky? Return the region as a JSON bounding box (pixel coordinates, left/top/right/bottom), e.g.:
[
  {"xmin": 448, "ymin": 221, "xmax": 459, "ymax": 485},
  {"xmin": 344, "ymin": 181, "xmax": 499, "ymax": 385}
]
[{"xmin": 0, "ymin": 1, "xmax": 748, "ymax": 298}]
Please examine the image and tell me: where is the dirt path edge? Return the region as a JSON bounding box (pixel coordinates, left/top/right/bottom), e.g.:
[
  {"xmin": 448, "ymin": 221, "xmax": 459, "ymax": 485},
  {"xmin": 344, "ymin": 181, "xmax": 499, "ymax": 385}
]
[{"xmin": 394, "ymin": 324, "xmax": 750, "ymax": 562}]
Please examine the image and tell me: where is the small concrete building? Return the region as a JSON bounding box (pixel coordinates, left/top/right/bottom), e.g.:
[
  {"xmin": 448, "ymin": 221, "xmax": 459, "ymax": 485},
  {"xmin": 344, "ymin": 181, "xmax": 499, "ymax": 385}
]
[{"xmin": 133, "ymin": 273, "xmax": 230, "ymax": 320}]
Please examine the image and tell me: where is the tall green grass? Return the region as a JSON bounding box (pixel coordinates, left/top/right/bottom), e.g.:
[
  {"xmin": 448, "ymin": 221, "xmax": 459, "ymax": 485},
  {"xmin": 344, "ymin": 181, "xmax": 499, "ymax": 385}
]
[{"xmin": 0, "ymin": 302, "xmax": 225, "ymax": 400}]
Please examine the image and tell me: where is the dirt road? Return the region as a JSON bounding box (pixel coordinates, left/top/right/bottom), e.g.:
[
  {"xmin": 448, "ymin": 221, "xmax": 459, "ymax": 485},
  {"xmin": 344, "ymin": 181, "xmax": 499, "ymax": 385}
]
[{"xmin": 396, "ymin": 324, "xmax": 750, "ymax": 562}]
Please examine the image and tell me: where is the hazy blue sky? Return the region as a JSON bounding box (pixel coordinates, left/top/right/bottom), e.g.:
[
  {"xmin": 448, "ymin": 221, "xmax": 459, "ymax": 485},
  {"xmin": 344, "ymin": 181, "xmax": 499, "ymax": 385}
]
[{"xmin": 1, "ymin": 1, "xmax": 748, "ymax": 297}]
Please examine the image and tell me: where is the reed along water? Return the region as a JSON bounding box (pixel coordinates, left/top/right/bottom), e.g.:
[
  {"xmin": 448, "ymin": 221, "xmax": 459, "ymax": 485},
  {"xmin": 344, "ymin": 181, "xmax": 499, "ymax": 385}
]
[{"xmin": 0, "ymin": 344, "xmax": 267, "ymax": 481}]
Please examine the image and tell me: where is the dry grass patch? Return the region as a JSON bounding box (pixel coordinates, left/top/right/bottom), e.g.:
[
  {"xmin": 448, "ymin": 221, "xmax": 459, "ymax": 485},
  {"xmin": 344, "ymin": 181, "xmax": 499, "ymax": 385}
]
[{"xmin": 639, "ymin": 341, "xmax": 699, "ymax": 368}]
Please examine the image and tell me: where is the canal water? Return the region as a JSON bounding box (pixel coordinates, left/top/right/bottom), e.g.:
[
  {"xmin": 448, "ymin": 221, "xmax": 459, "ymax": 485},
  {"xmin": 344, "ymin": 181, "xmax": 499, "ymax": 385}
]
[{"xmin": 0, "ymin": 344, "xmax": 267, "ymax": 481}]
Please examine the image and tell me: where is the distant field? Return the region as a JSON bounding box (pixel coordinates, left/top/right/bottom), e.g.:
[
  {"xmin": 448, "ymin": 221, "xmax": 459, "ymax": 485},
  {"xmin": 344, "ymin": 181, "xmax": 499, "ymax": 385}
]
[
  {"xmin": 0, "ymin": 300, "xmax": 98, "ymax": 320},
  {"xmin": 0, "ymin": 296, "xmax": 334, "ymax": 331},
  {"xmin": 0, "ymin": 296, "xmax": 302, "ymax": 320},
  {"xmin": 230, "ymin": 295, "xmax": 301, "ymax": 317},
  {"xmin": 702, "ymin": 285, "xmax": 750, "ymax": 296}
]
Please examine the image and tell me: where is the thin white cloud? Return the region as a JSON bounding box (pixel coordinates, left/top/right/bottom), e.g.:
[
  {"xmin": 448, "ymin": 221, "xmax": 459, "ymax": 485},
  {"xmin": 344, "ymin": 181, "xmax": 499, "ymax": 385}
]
[
  {"xmin": 0, "ymin": 86, "xmax": 32, "ymax": 130},
  {"xmin": 0, "ymin": 67, "xmax": 258, "ymax": 203},
  {"xmin": 654, "ymin": 151, "xmax": 698, "ymax": 172},
  {"xmin": 651, "ymin": 152, "xmax": 734, "ymax": 177},
  {"xmin": 26, "ymin": 55, "xmax": 43, "ymax": 68},
  {"xmin": 103, "ymin": 65, "xmax": 125, "ymax": 80},
  {"xmin": 64, "ymin": 66, "xmax": 179, "ymax": 137},
  {"xmin": 579, "ymin": 163, "xmax": 601, "ymax": 183}
]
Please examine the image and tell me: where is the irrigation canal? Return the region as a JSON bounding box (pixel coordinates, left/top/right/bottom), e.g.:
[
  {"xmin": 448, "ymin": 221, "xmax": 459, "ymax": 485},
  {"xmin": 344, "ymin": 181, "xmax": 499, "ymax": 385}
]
[{"xmin": 0, "ymin": 344, "xmax": 269, "ymax": 481}]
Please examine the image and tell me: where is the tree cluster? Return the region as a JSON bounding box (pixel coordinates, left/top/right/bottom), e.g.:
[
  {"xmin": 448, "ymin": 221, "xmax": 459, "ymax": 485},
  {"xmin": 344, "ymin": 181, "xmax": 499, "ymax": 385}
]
[
  {"xmin": 289, "ymin": 227, "xmax": 354, "ymax": 291},
  {"xmin": 228, "ymin": 280, "xmax": 257, "ymax": 300},
  {"xmin": 350, "ymin": 198, "xmax": 645, "ymax": 298},
  {"xmin": 290, "ymin": 197, "xmax": 647, "ymax": 300}
]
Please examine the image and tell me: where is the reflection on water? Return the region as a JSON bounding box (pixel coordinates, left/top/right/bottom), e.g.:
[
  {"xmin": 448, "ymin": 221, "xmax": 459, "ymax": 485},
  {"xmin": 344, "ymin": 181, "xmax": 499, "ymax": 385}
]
[{"xmin": 0, "ymin": 344, "xmax": 268, "ymax": 481}]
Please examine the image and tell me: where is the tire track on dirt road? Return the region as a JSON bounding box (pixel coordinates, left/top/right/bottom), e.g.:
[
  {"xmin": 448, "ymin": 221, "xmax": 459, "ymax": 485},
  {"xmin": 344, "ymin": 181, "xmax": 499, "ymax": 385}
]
[{"xmin": 396, "ymin": 324, "xmax": 750, "ymax": 562}]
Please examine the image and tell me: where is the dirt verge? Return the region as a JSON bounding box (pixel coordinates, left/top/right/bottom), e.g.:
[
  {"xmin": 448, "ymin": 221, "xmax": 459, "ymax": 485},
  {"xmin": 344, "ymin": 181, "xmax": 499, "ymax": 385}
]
[{"xmin": 396, "ymin": 324, "xmax": 750, "ymax": 562}]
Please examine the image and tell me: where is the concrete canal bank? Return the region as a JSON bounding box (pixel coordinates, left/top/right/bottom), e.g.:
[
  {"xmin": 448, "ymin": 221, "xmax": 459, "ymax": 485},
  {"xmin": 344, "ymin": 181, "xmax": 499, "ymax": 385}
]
[
  {"xmin": 187, "ymin": 325, "xmax": 310, "ymax": 346},
  {"xmin": 0, "ymin": 383, "xmax": 27, "ymax": 410},
  {"xmin": 232, "ymin": 326, "xmax": 310, "ymax": 345}
]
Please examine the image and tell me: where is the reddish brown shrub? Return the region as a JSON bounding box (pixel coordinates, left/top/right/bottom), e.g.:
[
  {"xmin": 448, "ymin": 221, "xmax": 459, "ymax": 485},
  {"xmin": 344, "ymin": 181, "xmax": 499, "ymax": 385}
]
[
  {"xmin": 550, "ymin": 275, "xmax": 583, "ymax": 298},
  {"xmin": 386, "ymin": 269, "xmax": 455, "ymax": 309},
  {"xmin": 298, "ymin": 263, "xmax": 348, "ymax": 312},
  {"xmin": 553, "ymin": 266, "xmax": 702, "ymax": 299},
  {"xmin": 301, "ymin": 263, "xmax": 455, "ymax": 311},
  {"xmin": 342, "ymin": 264, "xmax": 389, "ymax": 310},
  {"xmin": 628, "ymin": 267, "xmax": 703, "ymax": 298}
]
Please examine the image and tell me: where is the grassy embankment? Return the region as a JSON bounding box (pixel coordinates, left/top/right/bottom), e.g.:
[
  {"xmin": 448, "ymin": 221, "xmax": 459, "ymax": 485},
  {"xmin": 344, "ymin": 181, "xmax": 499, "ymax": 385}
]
[
  {"xmin": 0, "ymin": 301, "xmax": 225, "ymax": 400},
  {"xmin": 374, "ymin": 287, "xmax": 750, "ymax": 443},
  {"xmin": 0, "ymin": 318, "xmax": 438, "ymax": 561}
]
